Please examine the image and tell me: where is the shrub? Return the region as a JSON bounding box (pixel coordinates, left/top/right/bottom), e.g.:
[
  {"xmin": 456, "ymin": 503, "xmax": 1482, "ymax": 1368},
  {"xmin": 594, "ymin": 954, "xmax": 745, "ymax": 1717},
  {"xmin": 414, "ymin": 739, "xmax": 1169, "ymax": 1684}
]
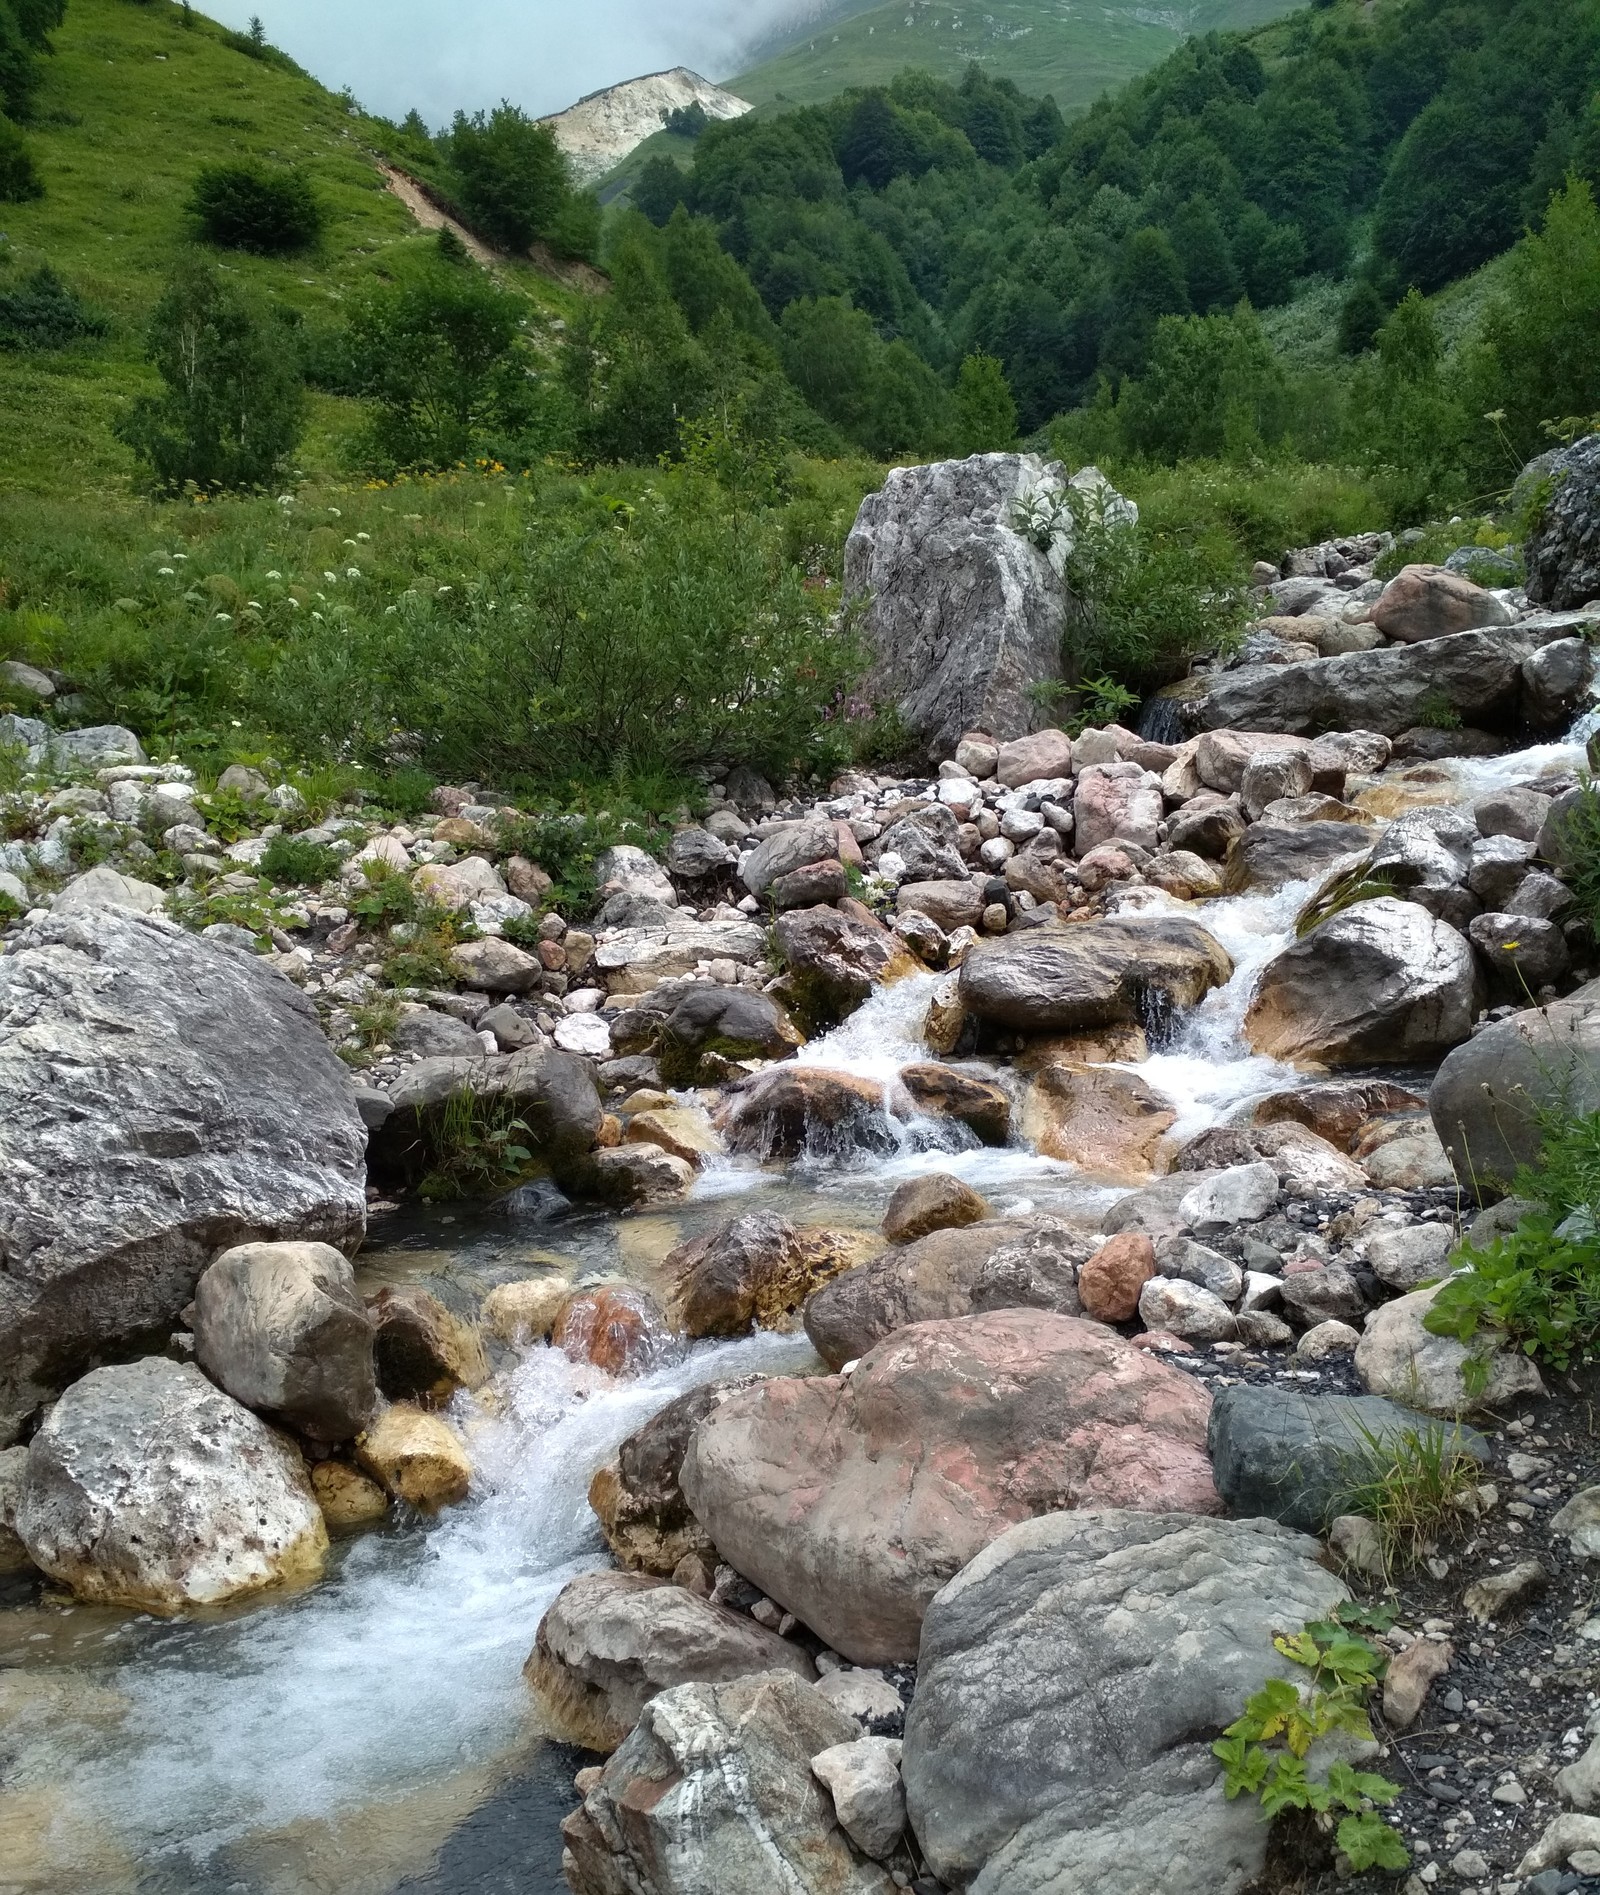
[
  {"xmin": 0, "ymin": 264, "xmax": 108, "ymax": 349},
  {"xmin": 0, "ymin": 111, "xmax": 39, "ymax": 199},
  {"xmin": 1424, "ymin": 1213, "xmax": 1600, "ymax": 1385},
  {"xmin": 117, "ymin": 257, "xmax": 305, "ymax": 493},
  {"xmin": 1550, "ymin": 783, "xmax": 1600, "ymax": 938},
  {"xmin": 189, "ymin": 162, "xmax": 325, "ymax": 255},
  {"xmin": 417, "ymin": 1088, "xmax": 537, "ymax": 1201},
  {"xmin": 1333, "ymin": 1421, "xmax": 1484, "ymax": 1575},
  {"xmin": 259, "ymin": 831, "xmax": 337, "ymax": 887},
  {"xmin": 953, "ymin": 352, "xmax": 1017, "ymax": 454},
  {"xmin": 445, "ymin": 104, "xmax": 591, "ymax": 257}
]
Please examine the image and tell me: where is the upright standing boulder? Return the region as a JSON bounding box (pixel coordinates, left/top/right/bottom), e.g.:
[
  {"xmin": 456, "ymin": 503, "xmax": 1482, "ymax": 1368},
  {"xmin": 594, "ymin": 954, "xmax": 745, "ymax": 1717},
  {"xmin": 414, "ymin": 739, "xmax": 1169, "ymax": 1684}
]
[
  {"xmin": 844, "ymin": 454, "xmax": 1133, "ymax": 759},
  {"xmin": 1525, "ymin": 434, "xmax": 1600, "ymax": 609},
  {"xmin": 901, "ymin": 1512, "xmax": 1348, "ymax": 1895},
  {"xmin": 0, "ymin": 909, "xmax": 367, "ymax": 1446},
  {"xmin": 16, "ymin": 1358, "xmax": 328, "ymax": 1613},
  {"xmin": 193, "ymin": 1241, "xmax": 377, "ymax": 1442}
]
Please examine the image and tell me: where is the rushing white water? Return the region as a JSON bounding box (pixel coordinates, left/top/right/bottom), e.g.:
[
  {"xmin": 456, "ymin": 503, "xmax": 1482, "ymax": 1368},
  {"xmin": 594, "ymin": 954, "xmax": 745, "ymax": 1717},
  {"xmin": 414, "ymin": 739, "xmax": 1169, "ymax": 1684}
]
[
  {"xmin": 795, "ymin": 971, "xmax": 941, "ymax": 1085},
  {"xmin": 4, "ymin": 1331, "xmax": 817, "ymax": 1876}
]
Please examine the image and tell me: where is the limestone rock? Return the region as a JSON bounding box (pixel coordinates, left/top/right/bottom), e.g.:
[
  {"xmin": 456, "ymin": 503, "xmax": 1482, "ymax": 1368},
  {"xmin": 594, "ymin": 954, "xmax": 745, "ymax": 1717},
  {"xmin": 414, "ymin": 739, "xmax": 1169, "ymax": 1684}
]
[
  {"xmin": 1370, "ymin": 564, "xmax": 1515, "ymax": 642},
  {"xmin": 0, "ymin": 907, "xmax": 367, "ymax": 1446},
  {"xmin": 369, "ymin": 1046, "xmax": 601, "ymax": 1187},
  {"xmin": 680, "ymin": 1310, "xmax": 1219, "ymax": 1664},
  {"xmin": 720, "ymin": 1067, "xmax": 893, "ymax": 1161},
  {"xmin": 897, "ymin": 1062, "xmax": 1011, "ymax": 1144},
  {"xmin": 882, "ymin": 1173, "xmax": 988, "ymax": 1245},
  {"xmin": 1384, "ymin": 1637, "xmax": 1453, "ymax": 1730},
  {"xmin": 1022, "ymin": 1061, "xmax": 1176, "ymax": 1179},
  {"xmin": 776, "ymin": 904, "xmax": 919, "ymax": 1024},
  {"xmin": 666, "ymin": 1213, "xmax": 878, "ymax": 1338},
  {"xmin": 1355, "ymin": 1282, "xmax": 1546, "ymax": 1415},
  {"xmin": 902, "ymin": 1511, "xmax": 1348, "ymax": 1895},
  {"xmin": 527, "ymin": 1571, "xmax": 814, "ymax": 1751},
  {"xmin": 369, "ymin": 1286, "xmax": 489, "ymax": 1405},
  {"xmin": 193, "ymin": 1240, "xmax": 376, "ymax": 1442},
  {"xmin": 52, "ymin": 863, "xmax": 166, "ymax": 915},
  {"xmin": 1077, "ymin": 1234, "xmax": 1156, "ymax": 1322},
  {"xmin": 1525, "ymin": 434, "xmax": 1600, "ymax": 609},
  {"xmin": 17, "ymin": 1358, "xmax": 327, "ymax": 1612},
  {"xmin": 1245, "ymin": 899, "xmax": 1480, "ymax": 1067},
  {"xmin": 0, "ymin": 1445, "xmax": 34, "ymax": 1573},
  {"xmin": 959, "ymin": 917, "xmax": 1231, "ymax": 1033},
  {"xmin": 562, "ymin": 1669, "xmax": 894, "ymax": 1895},
  {"xmin": 742, "ymin": 816, "xmax": 841, "ymax": 898},
  {"xmin": 356, "ymin": 1403, "xmax": 471, "ymax": 1511},
  {"xmin": 1138, "ymin": 1276, "xmax": 1236, "ymax": 1343},
  {"xmin": 996, "ymin": 727, "xmax": 1074, "ymax": 788},
  {"xmin": 1363, "ymin": 1221, "xmax": 1455, "ymax": 1291},
  {"xmin": 311, "ymin": 1459, "xmax": 390, "ymax": 1531},
  {"xmin": 811, "ymin": 1737, "xmax": 905, "ymax": 1860}
]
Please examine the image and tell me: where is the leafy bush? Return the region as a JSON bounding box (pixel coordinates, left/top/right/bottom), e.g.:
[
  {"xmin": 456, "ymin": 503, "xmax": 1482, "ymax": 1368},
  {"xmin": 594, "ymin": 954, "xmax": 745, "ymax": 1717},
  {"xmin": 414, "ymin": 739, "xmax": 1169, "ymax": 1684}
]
[
  {"xmin": 495, "ymin": 807, "xmax": 657, "ymax": 914},
  {"xmin": 189, "ymin": 162, "xmax": 325, "ymax": 255},
  {"xmin": 417, "ymin": 1088, "xmax": 537, "ymax": 1201},
  {"xmin": 259, "ymin": 831, "xmax": 337, "ymax": 887},
  {"xmin": 1424, "ymin": 1214, "xmax": 1600, "ymax": 1384},
  {"xmin": 117, "ymin": 257, "xmax": 305, "ymax": 493},
  {"xmin": 1214, "ymin": 1602, "xmax": 1407, "ymax": 1874},
  {"xmin": 1550, "ymin": 783, "xmax": 1600, "ymax": 938},
  {"xmin": 445, "ymin": 104, "xmax": 595, "ymax": 259},
  {"xmin": 0, "ymin": 110, "xmax": 40, "ymax": 199},
  {"xmin": 0, "ymin": 264, "xmax": 107, "ymax": 349}
]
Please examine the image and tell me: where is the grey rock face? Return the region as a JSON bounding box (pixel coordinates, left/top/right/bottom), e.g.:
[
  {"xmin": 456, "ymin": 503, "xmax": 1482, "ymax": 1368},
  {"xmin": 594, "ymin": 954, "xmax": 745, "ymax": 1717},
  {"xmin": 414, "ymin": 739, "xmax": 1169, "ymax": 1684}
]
[
  {"xmin": 562, "ymin": 1669, "xmax": 893, "ymax": 1895},
  {"xmin": 0, "ymin": 909, "xmax": 367, "ymax": 1446},
  {"xmin": 1224, "ymin": 820, "xmax": 1373, "ymax": 893},
  {"xmin": 959, "ymin": 917, "xmax": 1232, "ymax": 1032},
  {"xmin": 527, "ymin": 1571, "xmax": 814, "ymax": 1752},
  {"xmin": 1430, "ymin": 982, "xmax": 1600, "ymax": 1197},
  {"xmin": 1182, "ymin": 630, "xmax": 1540, "ymax": 737},
  {"xmin": 879, "ymin": 812, "xmax": 968, "ymax": 883},
  {"xmin": 1470, "ymin": 911, "xmax": 1571, "ymax": 986},
  {"xmin": 389, "ymin": 1008, "xmax": 485, "ymax": 1058},
  {"xmin": 811, "ymin": 1737, "xmax": 906, "ymax": 1860},
  {"xmin": 369, "ymin": 1046, "xmax": 600, "ymax": 1186},
  {"xmin": 742, "ymin": 815, "xmax": 841, "ymax": 897},
  {"xmin": 16, "ymin": 1358, "xmax": 328, "ymax": 1613},
  {"xmin": 193, "ymin": 1241, "xmax": 376, "ymax": 1442},
  {"xmin": 1208, "ymin": 1384, "xmax": 1487, "ymax": 1533},
  {"xmin": 845, "ymin": 455, "xmax": 1128, "ymax": 759},
  {"xmin": 1525, "ymin": 434, "xmax": 1600, "ymax": 609},
  {"xmin": 902, "ymin": 1511, "xmax": 1348, "ymax": 1895}
]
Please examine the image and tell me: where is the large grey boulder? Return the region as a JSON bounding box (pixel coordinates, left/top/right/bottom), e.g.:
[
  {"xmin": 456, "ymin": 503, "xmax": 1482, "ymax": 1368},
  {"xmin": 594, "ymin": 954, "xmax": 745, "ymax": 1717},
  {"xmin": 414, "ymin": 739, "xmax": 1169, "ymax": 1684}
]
[
  {"xmin": 902, "ymin": 1511, "xmax": 1349, "ymax": 1895},
  {"xmin": 562, "ymin": 1669, "xmax": 894, "ymax": 1895},
  {"xmin": 1356, "ymin": 1283, "xmax": 1546, "ymax": 1415},
  {"xmin": 0, "ymin": 908, "xmax": 367, "ymax": 1446},
  {"xmin": 525, "ymin": 1571, "xmax": 814, "ymax": 1751},
  {"xmin": 193, "ymin": 1240, "xmax": 377, "ymax": 1442},
  {"xmin": 1430, "ymin": 982, "xmax": 1600, "ymax": 1198},
  {"xmin": 16, "ymin": 1358, "xmax": 328, "ymax": 1613},
  {"xmin": 1244, "ymin": 898, "xmax": 1481, "ymax": 1066},
  {"xmin": 844, "ymin": 454, "xmax": 1132, "ymax": 759},
  {"xmin": 742, "ymin": 816, "xmax": 841, "ymax": 898},
  {"xmin": 1208, "ymin": 1384, "xmax": 1488, "ymax": 1533},
  {"xmin": 1179, "ymin": 629, "xmax": 1552, "ymax": 737},
  {"xmin": 1525, "ymin": 434, "xmax": 1600, "ymax": 609},
  {"xmin": 958, "ymin": 917, "xmax": 1231, "ymax": 1033}
]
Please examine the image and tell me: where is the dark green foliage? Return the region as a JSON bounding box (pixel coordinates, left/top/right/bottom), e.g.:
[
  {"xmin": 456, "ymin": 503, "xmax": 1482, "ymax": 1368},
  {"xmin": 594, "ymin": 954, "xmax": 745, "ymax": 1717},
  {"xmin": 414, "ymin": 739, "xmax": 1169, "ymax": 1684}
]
[
  {"xmin": 0, "ymin": 263, "xmax": 107, "ymax": 348},
  {"xmin": 117, "ymin": 256, "xmax": 305, "ymax": 493},
  {"xmin": 954, "ymin": 352, "xmax": 1016, "ymax": 454},
  {"xmin": 1425, "ymin": 1215, "xmax": 1600, "ymax": 1382},
  {"xmin": 1112, "ymin": 307, "xmax": 1288, "ymax": 463},
  {"xmin": 663, "ymin": 100, "xmax": 708, "ymax": 140},
  {"xmin": 259, "ymin": 831, "xmax": 337, "ymax": 887},
  {"xmin": 445, "ymin": 104, "xmax": 596, "ymax": 259},
  {"xmin": 1338, "ymin": 280, "xmax": 1388, "ymax": 357},
  {"xmin": 0, "ymin": 0, "xmax": 43, "ymax": 122},
  {"xmin": 634, "ymin": 154, "xmax": 691, "ymax": 227},
  {"xmin": 0, "ymin": 111, "xmax": 40, "ymax": 199},
  {"xmin": 189, "ymin": 162, "xmax": 325, "ymax": 255}
]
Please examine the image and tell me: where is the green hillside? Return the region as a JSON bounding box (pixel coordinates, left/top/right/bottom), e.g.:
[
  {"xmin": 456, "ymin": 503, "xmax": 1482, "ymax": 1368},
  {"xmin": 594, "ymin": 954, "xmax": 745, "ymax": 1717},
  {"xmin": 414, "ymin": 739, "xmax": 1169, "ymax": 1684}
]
[
  {"xmin": 733, "ymin": 0, "xmax": 1309, "ymax": 111},
  {"xmin": 0, "ymin": 0, "xmax": 574, "ymax": 497}
]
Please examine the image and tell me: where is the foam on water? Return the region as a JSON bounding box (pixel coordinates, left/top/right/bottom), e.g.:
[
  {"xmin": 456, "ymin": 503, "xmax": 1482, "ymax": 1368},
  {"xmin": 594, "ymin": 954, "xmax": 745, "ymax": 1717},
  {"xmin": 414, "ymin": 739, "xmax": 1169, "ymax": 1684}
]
[
  {"xmin": 10, "ymin": 1331, "xmax": 817, "ymax": 1872},
  {"xmin": 796, "ymin": 971, "xmax": 941, "ymax": 1085}
]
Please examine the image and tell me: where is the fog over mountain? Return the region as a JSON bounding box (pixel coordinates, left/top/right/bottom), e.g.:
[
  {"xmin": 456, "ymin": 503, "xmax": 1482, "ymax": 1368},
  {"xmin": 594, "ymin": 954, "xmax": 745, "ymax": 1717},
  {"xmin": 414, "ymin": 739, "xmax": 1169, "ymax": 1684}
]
[{"xmin": 202, "ymin": 0, "xmax": 830, "ymax": 126}]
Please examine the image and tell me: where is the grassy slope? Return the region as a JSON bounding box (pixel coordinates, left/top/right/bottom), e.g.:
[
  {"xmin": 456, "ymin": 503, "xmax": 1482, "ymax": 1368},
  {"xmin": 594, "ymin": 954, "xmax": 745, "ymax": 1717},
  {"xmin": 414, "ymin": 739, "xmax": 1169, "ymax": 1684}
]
[
  {"xmin": 0, "ymin": 0, "xmax": 576, "ymax": 499},
  {"xmin": 730, "ymin": 0, "xmax": 1309, "ymax": 111}
]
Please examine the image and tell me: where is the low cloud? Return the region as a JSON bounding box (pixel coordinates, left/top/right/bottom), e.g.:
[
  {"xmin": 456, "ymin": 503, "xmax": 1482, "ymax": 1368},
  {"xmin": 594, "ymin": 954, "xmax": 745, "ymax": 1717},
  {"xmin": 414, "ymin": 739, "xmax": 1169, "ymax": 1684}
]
[{"xmin": 202, "ymin": 0, "xmax": 830, "ymax": 126}]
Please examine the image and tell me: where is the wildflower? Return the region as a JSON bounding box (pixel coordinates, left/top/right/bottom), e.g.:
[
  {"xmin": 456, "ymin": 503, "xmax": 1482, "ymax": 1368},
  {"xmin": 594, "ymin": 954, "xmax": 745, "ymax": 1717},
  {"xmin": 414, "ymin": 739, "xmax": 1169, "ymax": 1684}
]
[
  {"xmin": 328, "ymin": 507, "xmax": 342, "ymax": 517},
  {"xmin": 277, "ymin": 494, "xmax": 295, "ymax": 506},
  {"xmin": 230, "ymin": 719, "xmax": 243, "ymax": 728},
  {"xmin": 215, "ymin": 612, "xmax": 233, "ymax": 624},
  {"xmin": 437, "ymin": 585, "xmax": 453, "ymax": 595},
  {"xmin": 247, "ymin": 600, "xmax": 262, "ymax": 610},
  {"xmin": 346, "ymin": 567, "xmax": 361, "ymax": 580},
  {"xmin": 324, "ymin": 571, "xmax": 338, "ymax": 583},
  {"xmin": 265, "ymin": 570, "xmax": 283, "ymax": 581},
  {"xmin": 356, "ymin": 532, "xmax": 371, "ymax": 542},
  {"xmin": 286, "ymin": 598, "xmax": 301, "ymax": 609},
  {"xmin": 312, "ymin": 611, "xmax": 324, "ymax": 622},
  {"xmin": 173, "ymin": 552, "xmax": 188, "ymax": 561},
  {"xmin": 343, "ymin": 538, "xmax": 358, "ymax": 548},
  {"xmin": 158, "ymin": 566, "xmax": 175, "ymax": 576}
]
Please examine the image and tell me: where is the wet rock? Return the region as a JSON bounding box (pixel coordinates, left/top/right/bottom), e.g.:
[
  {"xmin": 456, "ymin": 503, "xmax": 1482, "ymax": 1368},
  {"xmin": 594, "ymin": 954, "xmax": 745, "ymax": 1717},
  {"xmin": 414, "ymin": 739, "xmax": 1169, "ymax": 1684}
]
[
  {"xmin": 667, "ymin": 1213, "xmax": 878, "ymax": 1338},
  {"xmin": 1138, "ymin": 1276, "xmax": 1236, "ymax": 1343},
  {"xmin": 311, "ymin": 1459, "xmax": 390, "ymax": 1532},
  {"xmin": 625, "ymin": 1105, "xmax": 724, "ymax": 1170},
  {"xmin": 1249, "ymin": 1079, "xmax": 1425, "ymax": 1149},
  {"xmin": 193, "ymin": 1241, "xmax": 376, "ymax": 1442},
  {"xmin": 1224, "ymin": 821, "xmax": 1375, "ymax": 894},
  {"xmin": 720, "ymin": 1067, "xmax": 893, "ymax": 1161},
  {"xmin": 776, "ymin": 904, "xmax": 920, "ymax": 1024},
  {"xmin": 959, "ymin": 917, "xmax": 1231, "ymax": 1033},
  {"xmin": 526, "ymin": 1571, "xmax": 813, "ymax": 1752},
  {"xmin": 1355, "ymin": 1282, "xmax": 1546, "ymax": 1414},
  {"xmin": 882, "ymin": 1174, "xmax": 988, "ymax": 1245},
  {"xmin": 588, "ymin": 1377, "xmax": 763, "ymax": 1576},
  {"xmin": 0, "ymin": 1445, "xmax": 31, "ymax": 1573},
  {"xmin": 17, "ymin": 1358, "xmax": 328, "ymax": 1612},
  {"xmin": 357, "ymin": 1404, "xmax": 471, "ymax": 1512},
  {"xmin": 369, "ymin": 1047, "xmax": 601, "ymax": 1188},
  {"xmin": 1525, "ymin": 434, "xmax": 1600, "ymax": 608},
  {"xmin": 804, "ymin": 1221, "xmax": 1069, "ymax": 1369},
  {"xmin": 578, "ymin": 1144, "xmax": 697, "ymax": 1205},
  {"xmin": 369, "ymin": 1286, "xmax": 489, "ymax": 1405},
  {"xmin": 613, "ymin": 980, "xmax": 800, "ymax": 1088},
  {"xmin": 553, "ymin": 1285, "xmax": 673, "ymax": 1378},
  {"xmin": 680, "ymin": 1310, "xmax": 1219, "ymax": 1665},
  {"xmin": 1208, "ymin": 1384, "xmax": 1487, "ymax": 1533},
  {"xmin": 811, "ymin": 1737, "xmax": 905, "ymax": 1860},
  {"xmin": 0, "ymin": 907, "xmax": 367, "ymax": 1446},
  {"xmin": 1245, "ymin": 899, "xmax": 1481, "ymax": 1066},
  {"xmin": 1370, "ymin": 564, "xmax": 1515, "ymax": 642},
  {"xmin": 902, "ymin": 1511, "xmax": 1347, "ymax": 1895},
  {"xmin": 897, "ymin": 1062, "xmax": 1010, "ymax": 1144},
  {"xmin": 1144, "ymin": 850, "xmax": 1223, "ymax": 901},
  {"xmin": 562, "ymin": 1669, "xmax": 893, "ymax": 1895},
  {"xmin": 1077, "ymin": 1233, "xmax": 1156, "ymax": 1323},
  {"xmin": 1429, "ymin": 982, "xmax": 1600, "ymax": 1197},
  {"xmin": 1021, "ymin": 1062, "xmax": 1176, "ymax": 1179}
]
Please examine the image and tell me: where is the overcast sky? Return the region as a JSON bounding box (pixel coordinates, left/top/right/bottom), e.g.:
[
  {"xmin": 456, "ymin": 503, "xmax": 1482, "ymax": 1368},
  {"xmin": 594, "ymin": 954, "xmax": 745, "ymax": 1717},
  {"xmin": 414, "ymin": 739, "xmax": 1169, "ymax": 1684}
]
[{"xmin": 201, "ymin": 1, "xmax": 827, "ymax": 126}]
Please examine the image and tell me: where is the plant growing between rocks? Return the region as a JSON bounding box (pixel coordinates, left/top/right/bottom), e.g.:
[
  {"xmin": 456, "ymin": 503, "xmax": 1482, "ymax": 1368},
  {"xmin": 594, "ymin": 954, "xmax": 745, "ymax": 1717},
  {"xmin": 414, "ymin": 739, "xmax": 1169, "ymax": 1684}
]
[
  {"xmin": 259, "ymin": 832, "xmax": 337, "ymax": 888},
  {"xmin": 417, "ymin": 1088, "xmax": 536, "ymax": 1201},
  {"xmin": 1332, "ymin": 1421, "xmax": 1483, "ymax": 1577},
  {"xmin": 1214, "ymin": 1602, "xmax": 1408, "ymax": 1875}
]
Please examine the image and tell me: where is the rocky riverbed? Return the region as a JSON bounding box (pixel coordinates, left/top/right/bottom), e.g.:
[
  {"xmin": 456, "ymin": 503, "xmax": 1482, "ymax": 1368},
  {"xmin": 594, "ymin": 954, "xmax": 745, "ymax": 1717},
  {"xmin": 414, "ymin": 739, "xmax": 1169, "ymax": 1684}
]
[{"xmin": 6, "ymin": 448, "xmax": 1600, "ymax": 1895}]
